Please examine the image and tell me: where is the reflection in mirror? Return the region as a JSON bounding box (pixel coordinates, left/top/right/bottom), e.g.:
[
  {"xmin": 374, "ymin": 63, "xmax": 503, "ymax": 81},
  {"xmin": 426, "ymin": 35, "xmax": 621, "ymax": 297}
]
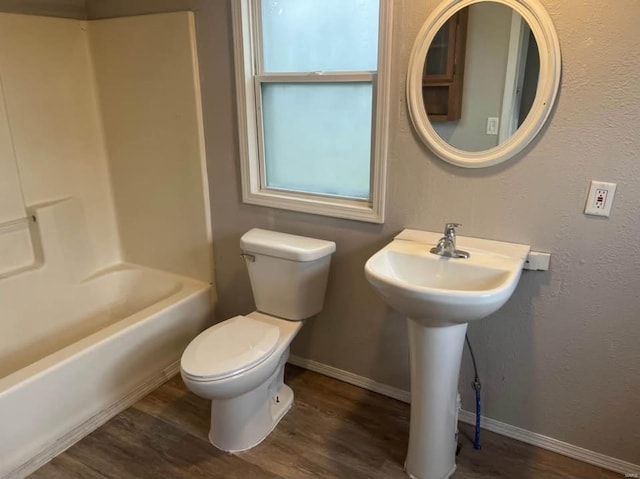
[{"xmin": 422, "ymin": 2, "xmax": 540, "ymax": 152}]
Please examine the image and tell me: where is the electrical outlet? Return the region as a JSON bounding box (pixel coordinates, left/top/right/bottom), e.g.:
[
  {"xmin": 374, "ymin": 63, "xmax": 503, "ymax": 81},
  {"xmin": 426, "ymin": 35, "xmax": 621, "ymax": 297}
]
[
  {"xmin": 585, "ymin": 181, "xmax": 617, "ymax": 217},
  {"xmin": 594, "ymin": 189, "xmax": 608, "ymax": 210}
]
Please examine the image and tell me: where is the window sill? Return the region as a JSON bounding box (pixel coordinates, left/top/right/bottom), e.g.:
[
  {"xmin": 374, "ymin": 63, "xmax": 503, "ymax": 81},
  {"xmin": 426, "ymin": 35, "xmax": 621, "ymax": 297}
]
[{"xmin": 243, "ymin": 187, "xmax": 384, "ymax": 224}]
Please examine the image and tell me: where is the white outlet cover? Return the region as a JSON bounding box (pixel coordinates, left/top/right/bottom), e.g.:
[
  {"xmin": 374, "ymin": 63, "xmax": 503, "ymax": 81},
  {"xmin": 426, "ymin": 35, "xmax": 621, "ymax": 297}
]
[
  {"xmin": 486, "ymin": 117, "xmax": 499, "ymax": 135},
  {"xmin": 584, "ymin": 181, "xmax": 617, "ymax": 217}
]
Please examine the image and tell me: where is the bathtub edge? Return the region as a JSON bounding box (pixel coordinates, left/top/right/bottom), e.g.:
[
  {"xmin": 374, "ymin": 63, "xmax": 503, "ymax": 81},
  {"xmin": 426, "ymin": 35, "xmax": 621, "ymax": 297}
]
[{"xmin": 5, "ymin": 360, "xmax": 180, "ymax": 479}]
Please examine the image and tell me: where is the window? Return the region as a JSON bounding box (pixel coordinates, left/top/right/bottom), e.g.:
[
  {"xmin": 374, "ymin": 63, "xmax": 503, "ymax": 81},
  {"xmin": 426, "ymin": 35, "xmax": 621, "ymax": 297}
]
[{"xmin": 232, "ymin": 0, "xmax": 392, "ymax": 223}]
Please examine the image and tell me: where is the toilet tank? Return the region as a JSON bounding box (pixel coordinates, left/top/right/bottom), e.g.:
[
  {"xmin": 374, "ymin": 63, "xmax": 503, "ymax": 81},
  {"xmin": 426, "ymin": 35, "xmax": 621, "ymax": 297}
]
[{"xmin": 240, "ymin": 229, "xmax": 336, "ymax": 321}]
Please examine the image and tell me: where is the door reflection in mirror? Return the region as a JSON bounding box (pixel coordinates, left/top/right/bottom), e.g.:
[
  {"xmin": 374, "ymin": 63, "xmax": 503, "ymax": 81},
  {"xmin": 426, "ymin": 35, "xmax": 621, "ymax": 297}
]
[{"xmin": 423, "ymin": 2, "xmax": 540, "ymax": 152}]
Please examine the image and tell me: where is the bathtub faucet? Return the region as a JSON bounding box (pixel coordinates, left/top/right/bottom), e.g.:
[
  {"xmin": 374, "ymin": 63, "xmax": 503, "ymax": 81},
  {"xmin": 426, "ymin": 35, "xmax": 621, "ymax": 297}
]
[{"xmin": 430, "ymin": 223, "xmax": 470, "ymax": 259}]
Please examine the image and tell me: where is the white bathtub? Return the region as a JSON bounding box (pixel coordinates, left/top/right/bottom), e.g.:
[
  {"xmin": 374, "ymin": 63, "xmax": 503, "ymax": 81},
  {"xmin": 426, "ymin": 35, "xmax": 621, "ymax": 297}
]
[{"xmin": 0, "ymin": 264, "xmax": 213, "ymax": 478}]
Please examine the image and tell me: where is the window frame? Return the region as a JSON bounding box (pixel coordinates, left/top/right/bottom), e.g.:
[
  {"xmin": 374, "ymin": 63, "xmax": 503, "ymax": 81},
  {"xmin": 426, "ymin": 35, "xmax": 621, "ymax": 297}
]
[{"xmin": 231, "ymin": 0, "xmax": 393, "ymax": 223}]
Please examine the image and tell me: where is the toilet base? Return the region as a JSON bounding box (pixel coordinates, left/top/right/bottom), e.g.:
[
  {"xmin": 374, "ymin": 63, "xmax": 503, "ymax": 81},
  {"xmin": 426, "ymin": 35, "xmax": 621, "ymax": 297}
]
[{"xmin": 207, "ymin": 353, "xmax": 293, "ymax": 452}]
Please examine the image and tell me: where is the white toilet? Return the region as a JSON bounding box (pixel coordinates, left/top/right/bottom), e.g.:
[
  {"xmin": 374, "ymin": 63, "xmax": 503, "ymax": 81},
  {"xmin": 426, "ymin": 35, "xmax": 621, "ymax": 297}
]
[{"xmin": 180, "ymin": 228, "xmax": 335, "ymax": 452}]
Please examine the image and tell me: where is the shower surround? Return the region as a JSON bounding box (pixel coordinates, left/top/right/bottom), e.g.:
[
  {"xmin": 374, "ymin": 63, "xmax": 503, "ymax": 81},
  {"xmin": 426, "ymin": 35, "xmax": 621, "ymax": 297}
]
[{"xmin": 0, "ymin": 12, "xmax": 214, "ymax": 478}]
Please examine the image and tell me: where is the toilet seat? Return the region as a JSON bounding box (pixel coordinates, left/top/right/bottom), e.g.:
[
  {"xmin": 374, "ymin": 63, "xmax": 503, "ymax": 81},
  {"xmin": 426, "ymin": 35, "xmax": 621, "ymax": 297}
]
[{"xmin": 181, "ymin": 315, "xmax": 280, "ymax": 382}]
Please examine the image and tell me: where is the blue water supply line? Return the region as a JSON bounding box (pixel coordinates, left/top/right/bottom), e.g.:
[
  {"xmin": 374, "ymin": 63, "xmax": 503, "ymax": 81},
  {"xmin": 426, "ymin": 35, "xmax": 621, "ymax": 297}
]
[{"xmin": 465, "ymin": 334, "xmax": 482, "ymax": 450}]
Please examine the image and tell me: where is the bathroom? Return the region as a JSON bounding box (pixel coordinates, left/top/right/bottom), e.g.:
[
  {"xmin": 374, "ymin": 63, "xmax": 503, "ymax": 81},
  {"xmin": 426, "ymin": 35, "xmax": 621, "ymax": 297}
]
[{"xmin": 0, "ymin": 0, "xmax": 639, "ymax": 478}]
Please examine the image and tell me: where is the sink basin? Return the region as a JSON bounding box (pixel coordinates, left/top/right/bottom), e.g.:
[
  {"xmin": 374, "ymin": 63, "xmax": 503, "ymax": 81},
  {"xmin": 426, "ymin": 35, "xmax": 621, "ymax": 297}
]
[
  {"xmin": 364, "ymin": 229, "xmax": 530, "ymax": 479},
  {"xmin": 365, "ymin": 229, "xmax": 530, "ymax": 325}
]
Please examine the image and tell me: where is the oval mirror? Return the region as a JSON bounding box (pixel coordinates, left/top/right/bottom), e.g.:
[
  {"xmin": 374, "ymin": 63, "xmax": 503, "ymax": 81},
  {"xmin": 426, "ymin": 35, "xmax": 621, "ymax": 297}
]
[{"xmin": 407, "ymin": 0, "xmax": 561, "ymax": 168}]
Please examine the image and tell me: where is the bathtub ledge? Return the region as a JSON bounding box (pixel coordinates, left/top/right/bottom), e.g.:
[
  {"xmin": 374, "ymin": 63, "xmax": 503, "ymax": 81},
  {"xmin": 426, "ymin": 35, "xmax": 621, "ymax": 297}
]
[{"xmin": 5, "ymin": 360, "xmax": 180, "ymax": 479}]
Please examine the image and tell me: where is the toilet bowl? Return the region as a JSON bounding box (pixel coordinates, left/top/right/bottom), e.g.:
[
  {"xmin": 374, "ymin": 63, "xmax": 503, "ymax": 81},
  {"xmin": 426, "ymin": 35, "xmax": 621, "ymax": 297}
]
[{"xmin": 180, "ymin": 229, "xmax": 335, "ymax": 452}]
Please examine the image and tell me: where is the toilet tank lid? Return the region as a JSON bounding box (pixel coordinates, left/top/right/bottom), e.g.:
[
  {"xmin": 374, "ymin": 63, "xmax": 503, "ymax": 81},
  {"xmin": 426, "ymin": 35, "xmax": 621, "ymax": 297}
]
[{"xmin": 240, "ymin": 228, "xmax": 336, "ymax": 262}]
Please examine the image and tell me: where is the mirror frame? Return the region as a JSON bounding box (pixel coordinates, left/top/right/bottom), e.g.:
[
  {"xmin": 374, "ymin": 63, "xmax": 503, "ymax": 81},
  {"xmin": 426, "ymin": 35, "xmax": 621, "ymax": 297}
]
[{"xmin": 407, "ymin": 0, "xmax": 561, "ymax": 168}]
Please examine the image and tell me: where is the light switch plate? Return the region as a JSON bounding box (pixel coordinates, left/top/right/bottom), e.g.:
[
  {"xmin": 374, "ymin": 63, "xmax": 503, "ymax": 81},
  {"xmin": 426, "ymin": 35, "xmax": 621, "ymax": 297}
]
[
  {"xmin": 584, "ymin": 181, "xmax": 617, "ymax": 217},
  {"xmin": 486, "ymin": 117, "xmax": 499, "ymax": 135}
]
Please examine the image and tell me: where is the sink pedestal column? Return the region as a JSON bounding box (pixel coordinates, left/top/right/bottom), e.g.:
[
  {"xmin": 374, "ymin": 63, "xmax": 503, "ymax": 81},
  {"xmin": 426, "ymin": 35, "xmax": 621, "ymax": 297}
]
[{"xmin": 405, "ymin": 319, "xmax": 468, "ymax": 479}]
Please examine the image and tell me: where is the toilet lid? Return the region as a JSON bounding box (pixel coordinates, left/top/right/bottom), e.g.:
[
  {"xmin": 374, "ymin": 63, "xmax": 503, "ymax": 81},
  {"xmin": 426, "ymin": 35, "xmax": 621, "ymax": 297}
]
[{"xmin": 181, "ymin": 316, "xmax": 280, "ymax": 381}]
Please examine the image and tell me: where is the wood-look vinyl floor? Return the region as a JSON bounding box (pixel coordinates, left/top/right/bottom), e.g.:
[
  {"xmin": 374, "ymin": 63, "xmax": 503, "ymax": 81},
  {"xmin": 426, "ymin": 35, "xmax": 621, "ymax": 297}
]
[{"xmin": 31, "ymin": 365, "xmax": 619, "ymax": 479}]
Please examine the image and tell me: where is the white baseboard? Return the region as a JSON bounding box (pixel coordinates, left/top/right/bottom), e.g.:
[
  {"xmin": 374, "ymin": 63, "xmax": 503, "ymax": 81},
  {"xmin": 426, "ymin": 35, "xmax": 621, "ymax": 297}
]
[
  {"xmin": 288, "ymin": 355, "xmax": 640, "ymax": 476},
  {"xmin": 8, "ymin": 361, "xmax": 180, "ymax": 479},
  {"xmin": 288, "ymin": 354, "xmax": 411, "ymax": 403}
]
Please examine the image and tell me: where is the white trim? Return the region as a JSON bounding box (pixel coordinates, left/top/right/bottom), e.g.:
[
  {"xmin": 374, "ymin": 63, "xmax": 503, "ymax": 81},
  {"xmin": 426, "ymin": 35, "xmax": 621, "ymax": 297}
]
[
  {"xmin": 0, "ymin": 217, "xmax": 29, "ymax": 234},
  {"xmin": 288, "ymin": 355, "xmax": 640, "ymax": 476},
  {"xmin": 406, "ymin": 0, "xmax": 561, "ymax": 168},
  {"xmin": 251, "ymin": 0, "xmax": 264, "ymax": 74},
  {"xmin": 257, "ymin": 72, "xmax": 376, "ymax": 83},
  {"xmin": 499, "ymin": 11, "xmax": 529, "ymax": 143},
  {"xmin": 288, "ymin": 354, "xmax": 411, "ymax": 403},
  {"xmin": 7, "ymin": 361, "xmax": 180, "ymax": 479},
  {"xmin": 456, "ymin": 410, "xmax": 640, "ymax": 475},
  {"xmin": 232, "ymin": 1, "xmax": 262, "ymax": 213},
  {"xmin": 371, "ymin": 0, "xmax": 393, "ymax": 224},
  {"xmin": 231, "ymin": 0, "xmax": 391, "ymax": 224},
  {"xmin": 242, "ymin": 187, "xmax": 380, "ymax": 223}
]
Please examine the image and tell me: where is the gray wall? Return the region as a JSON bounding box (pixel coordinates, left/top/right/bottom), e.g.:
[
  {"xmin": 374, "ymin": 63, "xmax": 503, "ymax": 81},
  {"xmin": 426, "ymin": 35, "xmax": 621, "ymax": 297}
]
[
  {"xmin": 0, "ymin": 0, "xmax": 86, "ymax": 18},
  {"xmin": 86, "ymin": 0, "xmax": 640, "ymax": 464}
]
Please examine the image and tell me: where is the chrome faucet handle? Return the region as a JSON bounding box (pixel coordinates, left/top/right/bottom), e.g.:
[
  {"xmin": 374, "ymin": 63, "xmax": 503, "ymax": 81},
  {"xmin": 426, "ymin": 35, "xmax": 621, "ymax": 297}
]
[
  {"xmin": 430, "ymin": 223, "xmax": 470, "ymax": 259},
  {"xmin": 444, "ymin": 223, "xmax": 462, "ymax": 238}
]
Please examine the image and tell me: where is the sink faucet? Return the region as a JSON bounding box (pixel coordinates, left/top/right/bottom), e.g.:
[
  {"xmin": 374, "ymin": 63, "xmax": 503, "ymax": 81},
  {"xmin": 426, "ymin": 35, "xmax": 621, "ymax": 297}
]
[{"xmin": 430, "ymin": 223, "xmax": 470, "ymax": 259}]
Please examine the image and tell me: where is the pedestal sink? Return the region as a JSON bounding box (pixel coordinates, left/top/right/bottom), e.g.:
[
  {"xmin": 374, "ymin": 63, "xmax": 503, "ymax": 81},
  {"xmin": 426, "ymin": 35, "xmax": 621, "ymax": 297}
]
[{"xmin": 365, "ymin": 229, "xmax": 530, "ymax": 479}]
